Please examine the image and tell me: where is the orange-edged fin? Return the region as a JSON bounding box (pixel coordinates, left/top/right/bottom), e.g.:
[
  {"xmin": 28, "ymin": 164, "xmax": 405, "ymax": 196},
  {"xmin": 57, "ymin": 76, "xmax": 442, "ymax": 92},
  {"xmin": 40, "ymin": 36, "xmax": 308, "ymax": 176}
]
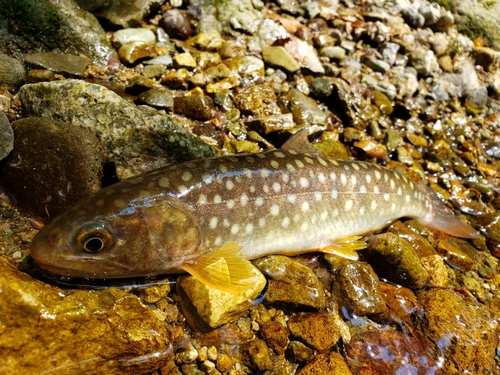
[
  {"xmin": 316, "ymin": 236, "xmax": 366, "ymax": 260},
  {"xmin": 421, "ymin": 187, "xmax": 478, "ymax": 239},
  {"xmin": 180, "ymin": 242, "xmax": 259, "ymax": 293},
  {"xmin": 281, "ymin": 129, "xmax": 320, "ymax": 155}
]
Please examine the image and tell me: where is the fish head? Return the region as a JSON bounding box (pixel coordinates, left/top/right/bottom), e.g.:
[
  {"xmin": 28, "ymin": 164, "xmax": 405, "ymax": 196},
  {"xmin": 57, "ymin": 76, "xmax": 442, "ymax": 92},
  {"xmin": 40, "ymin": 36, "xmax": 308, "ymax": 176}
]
[{"xmin": 30, "ymin": 184, "xmax": 201, "ymax": 278}]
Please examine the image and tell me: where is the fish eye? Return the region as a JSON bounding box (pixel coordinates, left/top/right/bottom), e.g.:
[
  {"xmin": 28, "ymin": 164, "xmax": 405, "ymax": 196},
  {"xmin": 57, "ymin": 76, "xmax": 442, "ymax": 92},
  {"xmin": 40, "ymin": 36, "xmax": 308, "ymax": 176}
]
[{"xmin": 75, "ymin": 222, "xmax": 114, "ymax": 253}]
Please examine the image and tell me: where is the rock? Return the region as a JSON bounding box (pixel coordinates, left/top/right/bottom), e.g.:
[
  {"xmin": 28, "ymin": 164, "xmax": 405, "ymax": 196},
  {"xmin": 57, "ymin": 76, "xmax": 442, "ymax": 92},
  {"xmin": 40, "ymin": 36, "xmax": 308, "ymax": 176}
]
[
  {"xmin": 363, "ymin": 56, "xmax": 390, "ymax": 73},
  {"xmin": 475, "ymin": 47, "xmax": 500, "ymax": 73},
  {"xmin": 142, "ymin": 64, "xmax": 167, "ymax": 78},
  {"xmin": 279, "ymin": 89, "xmax": 328, "ymax": 129},
  {"xmin": 0, "ymin": 117, "xmax": 103, "ymax": 216},
  {"xmin": 287, "ymin": 341, "xmax": 314, "ymax": 362},
  {"xmin": 247, "ymin": 114, "xmax": 295, "ymax": 134},
  {"xmin": 139, "ymin": 89, "xmax": 174, "ymax": 109},
  {"xmin": 160, "ymin": 9, "xmax": 194, "ymax": 40},
  {"xmin": 187, "ymin": 30, "xmax": 224, "ymax": 52},
  {"xmin": 113, "ymin": 28, "xmax": 156, "ymax": 47},
  {"xmin": 0, "ymin": 54, "xmax": 26, "ymax": 90},
  {"xmin": 287, "ymin": 312, "xmax": 341, "ymax": 352},
  {"xmin": 465, "ymin": 86, "xmax": 488, "ymax": 114},
  {"xmin": 409, "ymin": 47, "xmax": 439, "ymax": 76},
  {"xmin": 17, "ymin": 80, "xmax": 217, "ymax": 179},
  {"xmin": 118, "ymin": 42, "xmax": 159, "ymax": 65},
  {"xmin": 365, "ymin": 233, "xmax": 429, "ymax": 288},
  {"xmin": 416, "ymin": 289, "xmax": 500, "ymax": 374},
  {"xmin": 234, "ymin": 84, "xmax": 281, "ymax": 118},
  {"xmin": 0, "ymin": 111, "xmax": 13, "ymax": 161},
  {"xmin": 176, "ymin": 266, "xmax": 266, "ymax": 329},
  {"xmin": 83, "ymin": 0, "xmax": 163, "ymax": 28},
  {"xmin": 172, "ymin": 53, "xmax": 197, "ymax": 69},
  {"xmin": 387, "ymin": 221, "xmax": 436, "ymax": 258},
  {"xmin": 297, "ymin": 352, "xmax": 352, "ymax": 375},
  {"xmin": 380, "ymin": 42, "xmax": 400, "ymax": 66},
  {"xmin": 259, "ymin": 321, "xmax": 289, "ymax": 355},
  {"xmin": 226, "ymin": 55, "xmax": 265, "ymax": 79},
  {"xmin": 24, "ymin": 52, "xmax": 89, "ymax": 77},
  {"xmin": 309, "ymin": 78, "xmax": 333, "ymax": 99},
  {"xmin": 244, "ymin": 339, "xmax": 274, "ymax": 371},
  {"xmin": 372, "ymin": 90, "xmax": 393, "ymax": 115},
  {"xmin": 319, "ymin": 46, "xmax": 346, "ymax": 60},
  {"xmin": 174, "ymin": 94, "xmax": 215, "ymax": 120},
  {"xmin": 433, "ymin": 10, "xmax": 454, "ymax": 32},
  {"xmin": 345, "ymin": 330, "xmax": 440, "ymax": 374},
  {"xmin": 436, "ymin": 238, "xmax": 475, "ymax": 272},
  {"xmin": 262, "ymin": 46, "xmax": 300, "ymax": 73},
  {"xmin": 372, "ymin": 282, "xmax": 422, "ymax": 328},
  {"xmin": 143, "ymin": 55, "xmax": 173, "ymax": 67},
  {"xmin": 332, "ymin": 261, "xmax": 387, "ymax": 316},
  {"xmin": 26, "ymin": 69, "xmax": 56, "ymax": 83},
  {"xmin": 401, "ymin": 7, "xmax": 425, "ymax": 28},
  {"xmin": 0, "ymin": 0, "xmax": 116, "ymax": 66},
  {"xmin": 0, "ymin": 258, "xmax": 172, "ymax": 374}
]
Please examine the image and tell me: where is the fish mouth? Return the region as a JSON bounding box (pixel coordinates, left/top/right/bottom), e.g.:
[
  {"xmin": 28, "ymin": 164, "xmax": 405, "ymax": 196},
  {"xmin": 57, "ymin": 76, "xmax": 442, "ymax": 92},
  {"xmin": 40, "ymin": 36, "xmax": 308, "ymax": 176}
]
[{"xmin": 36, "ymin": 256, "xmax": 130, "ymax": 278}]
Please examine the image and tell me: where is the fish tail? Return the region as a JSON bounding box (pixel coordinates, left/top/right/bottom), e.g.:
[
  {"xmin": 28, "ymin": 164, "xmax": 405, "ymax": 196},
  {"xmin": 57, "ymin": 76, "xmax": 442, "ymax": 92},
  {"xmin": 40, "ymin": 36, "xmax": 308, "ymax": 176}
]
[{"xmin": 420, "ymin": 187, "xmax": 478, "ymax": 238}]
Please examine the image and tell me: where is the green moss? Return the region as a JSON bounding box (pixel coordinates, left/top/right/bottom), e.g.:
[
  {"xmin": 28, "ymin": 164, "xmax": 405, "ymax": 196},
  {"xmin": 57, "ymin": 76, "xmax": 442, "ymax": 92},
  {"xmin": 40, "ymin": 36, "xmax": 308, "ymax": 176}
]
[{"xmin": 431, "ymin": 0, "xmax": 452, "ymax": 11}]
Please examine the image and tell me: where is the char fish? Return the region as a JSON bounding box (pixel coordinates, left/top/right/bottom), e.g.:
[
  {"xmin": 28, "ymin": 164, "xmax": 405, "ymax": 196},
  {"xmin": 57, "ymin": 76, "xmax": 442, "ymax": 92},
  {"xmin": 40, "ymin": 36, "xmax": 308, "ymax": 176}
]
[{"xmin": 30, "ymin": 131, "xmax": 477, "ymax": 292}]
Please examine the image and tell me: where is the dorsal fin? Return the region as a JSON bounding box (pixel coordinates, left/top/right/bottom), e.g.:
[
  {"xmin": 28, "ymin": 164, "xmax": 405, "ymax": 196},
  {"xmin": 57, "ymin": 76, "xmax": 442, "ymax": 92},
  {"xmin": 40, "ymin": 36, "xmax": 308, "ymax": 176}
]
[{"xmin": 281, "ymin": 130, "xmax": 320, "ymax": 154}]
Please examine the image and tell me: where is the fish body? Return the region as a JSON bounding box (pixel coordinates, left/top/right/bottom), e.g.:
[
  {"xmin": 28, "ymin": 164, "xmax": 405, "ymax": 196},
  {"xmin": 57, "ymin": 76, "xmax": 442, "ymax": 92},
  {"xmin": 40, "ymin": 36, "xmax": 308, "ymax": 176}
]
[{"xmin": 31, "ymin": 132, "xmax": 477, "ymax": 291}]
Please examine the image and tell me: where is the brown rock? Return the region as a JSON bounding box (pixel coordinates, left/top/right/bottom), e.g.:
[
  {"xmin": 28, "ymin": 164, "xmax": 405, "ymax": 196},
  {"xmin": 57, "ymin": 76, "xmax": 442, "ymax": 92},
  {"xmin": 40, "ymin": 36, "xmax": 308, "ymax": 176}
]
[
  {"xmin": 259, "ymin": 321, "xmax": 290, "ymax": 355},
  {"xmin": 0, "ymin": 117, "xmax": 103, "ymax": 216},
  {"xmin": 160, "ymin": 9, "xmax": 193, "ymax": 40},
  {"xmin": 244, "ymin": 339, "xmax": 274, "ymax": 371},
  {"xmin": 0, "ymin": 258, "xmax": 172, "ymax": 375},
  {"xmin": 372, "ymin": 282, "xmax": 422, "ymax": 328},
  {"xmin": 416, "ymin": 289, "xmax": 500, "ymax": 374},
  {"xmin": 287, "ymin": 312, "xmax": 340, "ymax": 352},
  {"xmin": 298, "ymin": 352, "xmax": 352, "ymax": 375},
  {"xmin": 174, "ymin": 94, "xmax": 215, "ymax": 121}
]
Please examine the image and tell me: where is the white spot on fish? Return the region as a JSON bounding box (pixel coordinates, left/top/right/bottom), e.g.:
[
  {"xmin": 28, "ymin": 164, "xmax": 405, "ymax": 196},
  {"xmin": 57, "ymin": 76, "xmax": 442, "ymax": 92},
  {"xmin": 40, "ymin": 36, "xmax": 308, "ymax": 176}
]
[
  {"xmin": 295, "ymin": 159, "xmax": 305, "ymax": 168},
  {"xmin": 263, "ymin": 184, "xmax": 270, "ymax": 194},
  {"xmin": 260, "ymin": 168, "xmax": 271, "ymax": 178},
  {"xmin": 250, "ymin": 186, "xmax": 256, "ymax": 193},
  {"xmin": 246, "ymin": 156, "xmax": 255, "ymax": 163},
  {"xmin": 321, "ymin": 211, "xmax": 328, "ymax": 220},
  {"xmin": 226, "ymin": 200, "xmax": 235, "ymax": 209},
  {"xmin": 274, "ymin": 151, "xmax": 285, "ymax": 158},
  {"xmin": 241, "ymin": 193, "xmax": 248, "ymax": 206},
  {"xmin": 270, "ymin": 160, "xmax": 279, "ymax": 169},
  {"xmin": 299, "ymin": 177, "xmax": 309, "ymax": 188},
  {"xmin": 214, "ymin": 237, "xmax": 222, "ymax": 246},
  {"xmin": 371, "ymin": 201, "xmax": 377, "ymax": 210},
  {"xmin": 159, "ymin": 177, "xmax": 170, "ymax": 188},
  {"xmin": 390, "ymin": 179, "xmax": 395, "ymax": 190},
  {"xmin": 255, "ymin": 197, "xmax": 264, "ymax": 206},
  {"xmin": 341, "ymin": 173, "xmax": 347, "ymax": 185},
  {"xmin": 360, "ymin": 185, "xmax": 367, "ymax": 194},
  {"xmin": 286, "ymin": 163, "xmax": 295, "ymax": 172},
  {"xmin": 289, "ymin": 150, "xmax": 298, "ymax": 155},
  {"xmin": 219, "ymin": 164, "xmax": 228, "ymax": 173},
  {"xmin": 178, "ymin": 185, "xmax": 188, "ymax": 194},
  {"xmin": 245, "ymin": 223, "xmax": 254, "ymax": 233},
  {"xmin": 318, "ymin": 173, "xmax": 326, "ymax": 183},
  {"xmin": 226, "ymin": 180, "xmax": 235, "ymax": 190},
  {"xmin": 397, "ymin": 187, "xmax": 402, "ymax": 195},
  {"xmin": 293, "ymin": 214, "xmax": 300, "ymax": 223},
  {"xmin": 273, "ymin": 182, "xmax": 281, "ymax": 193},
  {"xmin": 182, "ymin": 171, "xmax": 192, "ymax": 181},
  {"xmin": 394, "ymin": 173, "xmax": 400, "ymax": 180},
  {"xmin": 351, "ymin": 175, "xmax": 357, "ymax": 186},
  {"xmin": 244, "ymin": 169, "xmax": 252, "ymax": 179},
  {"xmin": 270, "ymin": 204, "xmax": 280, "ymax": 216},
  {"xmin": 360, "ymin": 206, "xmax": 365, "ymax": 215},
  {"xmin": 352, "ymin": 163, "xmax": 360, "ymax": 171},
  {"xmin": 365, "ymin": 174, "xmax": 372, "ymax": 184},
  {"xmin": 259, "ymin": 217, "xmax": 266, "ymax": 227},
  {"xmin": 384, "ymin": 194, "xmax": 390, "ymax": 201},
  {"xmin": 301, "ymin": 201, "xmax": 310, "ymax": 212},
  {"xmin": 410, "ymin": 181, "xmax": 414, "ymax": 189},
  {"xmin": 405, "ymin": 195, "xmax": 410, "ymax": 203},
  {"xmin": 304, "ymin": 157, "xmax": 314, "ymax": 164},
  {"xmin": 201, "ymin": 173, "xmax": 212, "ymax": 183},
  {"xmin": 374, "ymin": 186, "xmax": 380, "ymax": 194},
  {"xmin": 282, "ymin": 173, "xmax": 290, "ymax": 183},
  {"xmin": 214, "ymin": 194, "xmax": 222, "ymax": 204},
  {"xmin": 391, "ymin": 203, "xmax": 396, "ymax": 211},
  {"xmin": 96, "ymin": 199, "xmax": 104, "ymax": 207},
  {"xmin": 318, "ymin": 158, "xmax": 328, "ymax": 166},
  {"xmin": 198, "ymin": 194, "xmax": 207, "ymax": 204},
  {"xmin": 345, "ymin": 200, "xmax": 353, "ymax": 210},
  {"xmin": 384, "ymin": 174, "xmax": 389, "ymax": 183},
  {"xmin": 301, "ymin": 221, "xmax": 309, "ymax": 231},
  {"xmin": 231, "ymin": 224, "xmax": 240, "ymax": 234},
  {"xmin": 331, "ymin": 189, "xmax": 338, "ymax": 199},
  {"xmin": 360, "ymin": 162, "xmax": 368, "ymax": 169},
  {"xmin": 314, "ymin": 192, "xmax": 322, "ymax": 201},
  {"xmin": 209, "ymin": 217, "xmax": 218, "ymax": 229},
  {"xmin": 344, "ymin": 164, "xmax": 350, "ymax": 171},
  {"xmin": 282, "ymin": 217, "xmax": 290, "ymax": 228},
  {"xmin": 223, "ymin": 218, "xmax": 230, "ymax": 227},
  {"xmin": 374, "ymin": 171, "xmax": 381, "ymax": 180},
  {"xmin": 403, "ymin": 175, "xmax": 408, "ymax": 183},
  {"xmin": 288, "ymin": 194, "xmax": 297, "ymax": 203},
  {"xmin": 330, "ymin": 172, "xmax": 337, "ymax": 181}
]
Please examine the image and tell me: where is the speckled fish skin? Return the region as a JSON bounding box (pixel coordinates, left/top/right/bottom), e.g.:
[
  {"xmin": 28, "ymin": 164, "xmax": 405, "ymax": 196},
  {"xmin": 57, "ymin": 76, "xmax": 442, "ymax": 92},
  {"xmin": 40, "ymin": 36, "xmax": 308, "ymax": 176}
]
[{"xmin": 30, "ymin": 142, "xmax": 476, "ymax": 279}]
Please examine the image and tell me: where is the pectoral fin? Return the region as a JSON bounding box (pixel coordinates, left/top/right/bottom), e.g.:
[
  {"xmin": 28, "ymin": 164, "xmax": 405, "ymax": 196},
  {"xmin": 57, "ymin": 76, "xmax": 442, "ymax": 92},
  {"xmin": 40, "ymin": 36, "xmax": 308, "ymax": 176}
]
[
  {"xmin": 316, "ymin": 236, "xmax": 366, "ymax": 260},
  {"xmin": 180, "ymin": 242, "xmax": 258, "ymax": 293}
]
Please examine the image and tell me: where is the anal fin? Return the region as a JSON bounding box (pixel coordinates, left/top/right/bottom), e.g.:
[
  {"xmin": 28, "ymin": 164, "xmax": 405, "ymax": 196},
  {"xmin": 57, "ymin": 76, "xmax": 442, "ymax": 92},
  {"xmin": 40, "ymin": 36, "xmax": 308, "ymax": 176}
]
[
  {"xmin": 180, "ymin": 242, "xmax": 259, "ymax": 293},
  {"xmin": 316, "ymin": 236, "xmax": 366, "ymax": 260}
]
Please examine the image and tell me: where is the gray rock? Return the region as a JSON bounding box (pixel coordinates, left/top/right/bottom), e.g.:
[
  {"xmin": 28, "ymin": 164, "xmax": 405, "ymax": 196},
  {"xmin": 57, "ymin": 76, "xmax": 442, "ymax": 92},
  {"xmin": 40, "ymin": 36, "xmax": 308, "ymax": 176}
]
[
  {"xmin": 112, "ymin": 28, "xmax": 156, "ymax": 47},
  {"xmin": 0, "ymin": 0, "xmax": 116, "ymax": 66},
  {"xmin": 409, "ymin": 47, "xmax": 439, "ymax": 76},
  {"xmin": 430, "ymin": 34, "xmax": 449, "ymax": 56},
  {"xmin": 279, "ymin": 89, "xmax": 328, "ymax": 129},
  {"xmin": 428, "ymin": 80, "xmax": 450, "ymax": 102},
  {"xmin": 90, "ymin": 0, "xmax": 163, "ymax": 28},
  {"xmin": 142, "ymin": 64, "xmax": 167, "ymax": 78},
  {"xmin": 0, "ymin": 117, "xmax": 103, "ymax": 216},
  {"xmin": 24, "ymin": 52, "xmax": 89, "ymax": 77},
  {"xmin": 375, "ymin": 81, "xmax": 398, "ymax": 100},
  {"xmin": 380, "ymin": 42, "xmax": 400, "ymax": 65},
  {"xmin": 139, "ymin": 89, "xmax": 174, "ymax": 109},
  {"xmin": 143, "ymin": 55, "xmax": 173, "ymax": 66},
  {"xmin": 17, "ymin": 80, "xmax": 217, "ymax": 179},
  {"xmin": 466, "ymin": 86, "xmax": 488, "ymax": 108},
  {"xmin": 0, "ymin": 112, "xmax": 13, "ymax": 161},
  {"xmin": 262, "ymin": 46, "xmax": 300, "ymax": 73},
  {"xmin": 363, "ymin": 56, "xmax": 391, "ymax": 73},
  {"xmin": 319, "ymin": 46, "xmax": 346, "ymax": 60},
  {"xmin": 401, "ymin": 6, "xmax": 425, "ymax": 28},
  {"xmin": 419, "ymin": 3, "xmax": 441, "ymax": 26},
  {"xmin": 0, "ymin": 54, "xmax": 26, "ymax": 90}
]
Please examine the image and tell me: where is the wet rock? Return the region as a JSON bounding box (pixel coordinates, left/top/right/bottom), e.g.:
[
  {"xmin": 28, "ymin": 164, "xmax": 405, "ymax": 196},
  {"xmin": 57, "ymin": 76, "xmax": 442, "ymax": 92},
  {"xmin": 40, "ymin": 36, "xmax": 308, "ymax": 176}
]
[
  {"xmin": 297, "ymin": 352, "xmax": 352, "ymax": 375},
  {"xmin": 142, "ymin": 64, "xmax": 167, "ymax": 78},
  {"xmin": 0, "ymin": 112, "xmax": 13, "ymax": 161},
  {"xmin": 0, "ymin": 117, "xmax": 102, "ymax": 216},
  {"xmin": 372, "ymin": 282, "xmax": 422, "ymax": 328},
  {"xmin": 26, "ymin": 69, "xmax": 56, "ymax": 83},
  {"xmin": 234, "ymin": 84, "xmax": 280, "ymax": 118},
  {"xmin": 172, "ymin": 53, "xmax": 197, "ymax": 69},
  {"xmin": 288, "ymin": 341, "xmax": 313, "ymax": 362},
  {"xmin": 0, "ymin": 258, "xmax": 172, "ymax": 374},
  {"xmin": 160, "ymin": 9, "xmax": 194, "ymax": 40},
  {"xmin": 253, "ymin": 255, "xmax": 326, "ymax": 310},
  {"xmin": 187, "ymin": 30, "xmax": 224, "ymax": 52},
  {"xmin": 226, "ymin": 55, "xmax": 265, "ymax": 79},
  {"xmin": 279, "ymin": 89, "xmax": 328, "ymax": 129},
  {"xmin": 416, "ymin": 289, "xmax": 500, "ymax": 374},
  {"xmin": 139, "ymin": 89, "xmax": 174, "ymax": 109},
  {"xmin": 345, "ymin": 330, "xmax": 440, "ymax": 374},
  {"xmin": 309, "ymin": 78, "xmax": 333, "ymax": 99},
  {"xmin": 287, "ymin": 312, "xmax": 340, "ymax": 352},
  {"xmin": 332, "ymin": 261, "xmax": 387, "ymax": 317},
  {"xmin": 0, "ymin": 54, "xmax": 26, "ymax": 90},
  {"xmin": 25, "ymin": 52, "xmax": 89, "ymax": 77},
  {"xmin": 262, "ymin": 46, "xmax": 300, "ymax": 73},
  {"xmin": 387, "ymin": 221, "xmax": 436, "ymax": 258},
  {"xmin": 176, "ymin": 266, "xmax": 266, "ymax": 329},
  {"xmin": 143, "ymin": 55, "xmax": 173, "ymax": 67},
  {"xmin": 247, "ymin": 114, "xmax": 295, "ymax": 134},
  {"xmin": 436, "ymin": 238, "xmax": 476, "ymax": 272},
  {"xmin": 118, "ymin": 42, "xmax": 159, "ymax": 65},
  {"xmin": 420, "ymin": 254, "xmax": 449, "ymax": 287},
  {"xmin": 174, "ymin": 94, "xmax": 215, "ymax": 121},
  {"xmin": 433, "ymin": 11, "xmax": 454, "ymax": 32},
  {"xmin": 17, "ymin": 80, "xmax": 217, "ymax": 179},
  {"xmin": 87, "ymin": 0, "xmax": 162, "ymax": 28},
  {"xmin": 312, "ymin": 132, "xmax": 349, "ymax": 159},
  {"xmin": 259, "ymin": 321, "xmax": 289, "ymax": 355},
  {"xmin": 437, "ymin": 55, "xmax": 453, "ymax": 72},
  {"xmin": 0, "ymin": 0, "xmax": 116, "ymax": 66},
  {"xmin": 366, "ymin": 233, "xmax": 429, "ymax": 288},
  {"xmin": 113, "ymin": 28, "xmax": 156, "ymax": 47},
  {"xmin": 244, "ymin": 339, "xmax": 274, "ymax": 371},
  {"xmin": 372, "ymin": 90, "xmax": 392, "ymax": 115}
]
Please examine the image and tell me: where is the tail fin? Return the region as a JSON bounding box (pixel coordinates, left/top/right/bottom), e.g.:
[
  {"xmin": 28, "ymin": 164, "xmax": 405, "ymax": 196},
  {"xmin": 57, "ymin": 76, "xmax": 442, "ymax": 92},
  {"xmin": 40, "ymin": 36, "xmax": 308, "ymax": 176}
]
[{"xmin": 419, "ymin": 187, "xmax": 478, "ymax": 238}]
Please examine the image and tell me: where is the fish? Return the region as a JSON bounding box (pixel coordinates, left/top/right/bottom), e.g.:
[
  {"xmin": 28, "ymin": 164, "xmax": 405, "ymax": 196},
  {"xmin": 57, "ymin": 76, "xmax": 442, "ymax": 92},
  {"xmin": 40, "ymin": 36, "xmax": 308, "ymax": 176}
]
[{"xmin": 30, "ymin": 131, "xmax": 477, "ymax": 292}]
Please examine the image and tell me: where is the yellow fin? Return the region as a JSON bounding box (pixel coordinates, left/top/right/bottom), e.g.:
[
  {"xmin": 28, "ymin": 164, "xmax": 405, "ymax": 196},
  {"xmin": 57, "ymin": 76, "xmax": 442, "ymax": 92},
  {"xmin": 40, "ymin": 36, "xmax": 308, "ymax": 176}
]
[
  {"xmin": 180, "ymin": 242, "xmax": 259, "ymax": 293},
  {"xmin": 317, "ymin": 236, "xmax": 366, "ymax": 260},
  {"xmin": 281, "ymin": 129, "xmax": 320, "ymax": 155}
]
